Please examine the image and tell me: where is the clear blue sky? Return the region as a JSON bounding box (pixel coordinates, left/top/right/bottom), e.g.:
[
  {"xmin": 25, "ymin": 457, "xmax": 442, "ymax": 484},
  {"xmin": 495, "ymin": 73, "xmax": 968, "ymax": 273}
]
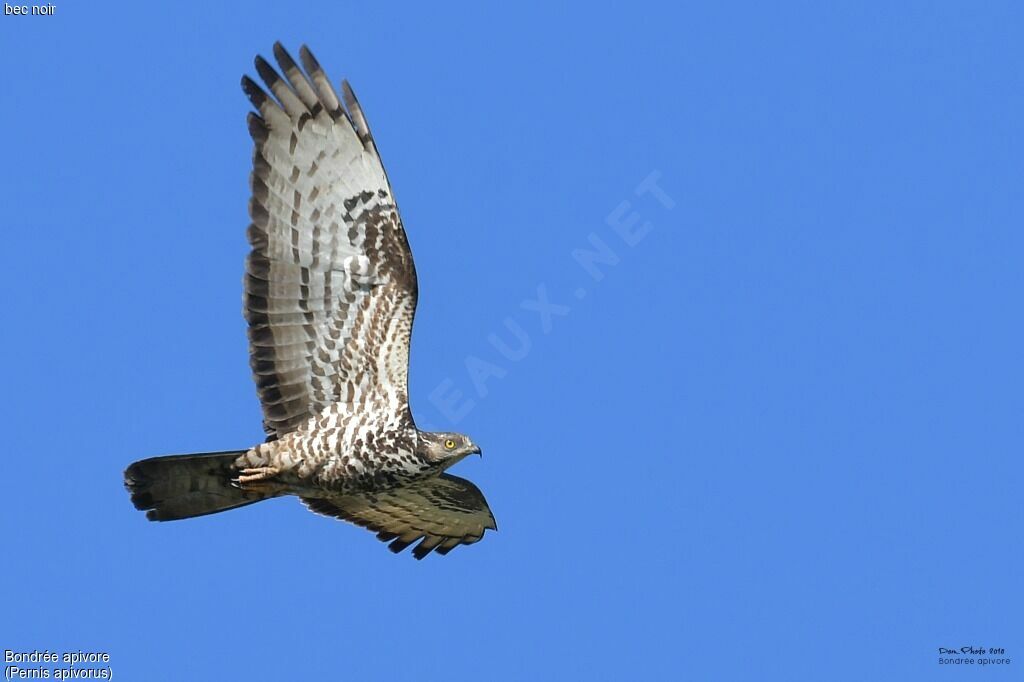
[{"xmin": 2, "ymin": 2, "xmax": 1021, "ymax": 680}]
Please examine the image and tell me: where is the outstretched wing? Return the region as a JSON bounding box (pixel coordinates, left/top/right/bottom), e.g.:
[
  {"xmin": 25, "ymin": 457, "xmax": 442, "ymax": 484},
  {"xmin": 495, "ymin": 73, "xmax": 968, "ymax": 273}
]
[
  {"xmin": 243, "ymin": 43, "xmax": 417, "ymax": 438},
  {"xmin": 301, "ymin": 474, "xmax": 498, "ymax": 559}
]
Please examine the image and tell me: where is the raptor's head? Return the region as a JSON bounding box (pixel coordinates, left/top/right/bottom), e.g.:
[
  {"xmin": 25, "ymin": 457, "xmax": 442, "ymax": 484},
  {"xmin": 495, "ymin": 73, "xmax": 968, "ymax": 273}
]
[{"xmin": 418, "ymin": 432, "xmax": 482, "ymax": 467}]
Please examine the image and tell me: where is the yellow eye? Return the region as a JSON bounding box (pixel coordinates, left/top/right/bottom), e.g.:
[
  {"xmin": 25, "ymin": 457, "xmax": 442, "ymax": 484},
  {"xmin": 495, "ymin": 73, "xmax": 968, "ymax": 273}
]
[{"xmin": 444, "ymin": 439, "xmax": 456, "ymax": 449}]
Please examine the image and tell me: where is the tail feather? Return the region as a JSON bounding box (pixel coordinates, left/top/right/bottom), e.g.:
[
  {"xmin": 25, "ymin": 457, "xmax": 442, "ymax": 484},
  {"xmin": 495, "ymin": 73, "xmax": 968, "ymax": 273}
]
[{"xmin": 124, "ymin": 450, "xmax": 273, "ymax": 521}]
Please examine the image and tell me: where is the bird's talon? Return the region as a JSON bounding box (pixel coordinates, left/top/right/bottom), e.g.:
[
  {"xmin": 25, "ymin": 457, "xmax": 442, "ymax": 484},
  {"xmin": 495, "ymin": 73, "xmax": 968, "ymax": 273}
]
[{"xmin": 237, "ymin": 466, "xmax": 281, "ymax": 484}]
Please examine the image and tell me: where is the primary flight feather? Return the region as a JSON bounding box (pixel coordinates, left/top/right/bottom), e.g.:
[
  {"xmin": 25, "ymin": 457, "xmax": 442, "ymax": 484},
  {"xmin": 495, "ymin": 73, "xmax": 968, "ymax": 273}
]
[{"xmin": 124, "ymin": 43, "xmax": 496, "ymax": 559}]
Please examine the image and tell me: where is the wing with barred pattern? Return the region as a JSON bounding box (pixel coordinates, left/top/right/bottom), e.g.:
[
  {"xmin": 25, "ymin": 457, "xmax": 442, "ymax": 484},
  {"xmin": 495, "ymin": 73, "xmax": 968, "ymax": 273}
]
[
  {"xmin": 243, "ymin": 43, "xmax": 417, "ymax": 438},
  {"xmin": 301, "ymin": 474, "xmax": 497, "ymax": 559}
]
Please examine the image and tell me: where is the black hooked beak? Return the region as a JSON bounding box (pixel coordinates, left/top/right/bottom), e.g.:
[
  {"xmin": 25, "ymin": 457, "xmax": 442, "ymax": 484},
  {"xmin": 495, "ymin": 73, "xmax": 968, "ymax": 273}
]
[{"xmin": 470, "ymin": 444, "xmax": 483, "ymax": 457}]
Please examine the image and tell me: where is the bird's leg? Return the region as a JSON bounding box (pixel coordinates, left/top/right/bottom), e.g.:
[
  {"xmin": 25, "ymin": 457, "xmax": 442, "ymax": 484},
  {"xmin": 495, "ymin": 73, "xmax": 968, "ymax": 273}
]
[
  {"xmin": 232, "ymin": 466, "xmax": 286, "ymax": 495},
  {"xmin": 235, "ymin": 466, "xmax": 281, "ymax": 484}
]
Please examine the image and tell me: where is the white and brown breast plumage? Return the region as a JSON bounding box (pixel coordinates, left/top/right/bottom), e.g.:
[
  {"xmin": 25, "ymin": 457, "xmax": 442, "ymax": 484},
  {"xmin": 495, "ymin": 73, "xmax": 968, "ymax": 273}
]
[{"xmin": 124, "ymin": 43, "xmax": 495, "ymax": 560}]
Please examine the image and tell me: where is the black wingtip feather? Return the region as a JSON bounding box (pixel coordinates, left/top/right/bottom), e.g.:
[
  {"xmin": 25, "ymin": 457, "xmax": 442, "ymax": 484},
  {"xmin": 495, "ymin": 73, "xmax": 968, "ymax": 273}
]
[
  {"xmin": 273, "ymin": 41, "xmax": 295, "ymax": 70},
  {"xmin": 241, "ymin": 75, "xmax": 267, "ymax": 109},
  {"xmin": 412, "ymin": 541, "xmax": 436, "ymax": 560},
  {"xmin": 254, "ymin": 54, "xmax": 283, "ymax": 90},
  {"xmin": 298, "ymin": 44, "xmax": 321, "ymax": 74},
  {"xmin": 296, "ymin": 44, "xmax": 346, "ymax": 120},
  {"xmin": 388, "ymin": 537, "xmax": 418, "ymax": 554}
]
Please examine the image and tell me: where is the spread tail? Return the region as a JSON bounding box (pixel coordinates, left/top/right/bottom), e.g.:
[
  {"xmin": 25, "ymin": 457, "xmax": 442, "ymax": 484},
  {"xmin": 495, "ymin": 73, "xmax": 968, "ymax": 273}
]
[{"xmin": 124, "ymin": 450, "xmax": 274, "ymax": 521}]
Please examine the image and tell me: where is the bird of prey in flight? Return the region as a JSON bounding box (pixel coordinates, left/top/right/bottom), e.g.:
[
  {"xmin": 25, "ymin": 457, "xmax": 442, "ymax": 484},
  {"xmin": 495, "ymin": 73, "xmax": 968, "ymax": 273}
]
[{"xmin": 125, "ymin": 43, "xmax": 496, "ymax": 559}]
